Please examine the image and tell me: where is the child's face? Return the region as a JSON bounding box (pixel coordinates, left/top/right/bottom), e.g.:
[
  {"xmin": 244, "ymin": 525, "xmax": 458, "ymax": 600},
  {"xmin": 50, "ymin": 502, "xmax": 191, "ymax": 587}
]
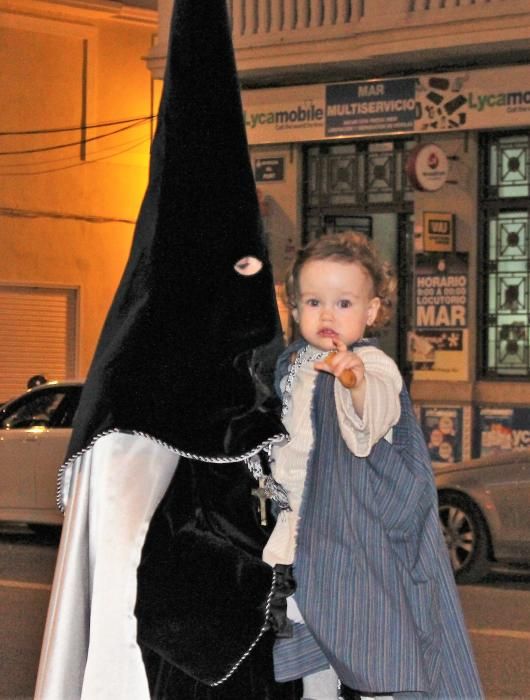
[{"xmin": 292, "ymin": 259, "xmax": 381, "ymax": 351}]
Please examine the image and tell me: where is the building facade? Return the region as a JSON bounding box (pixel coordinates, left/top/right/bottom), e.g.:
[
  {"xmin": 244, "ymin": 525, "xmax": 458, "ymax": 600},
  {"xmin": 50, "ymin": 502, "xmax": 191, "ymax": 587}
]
[
  {"xmin": 2, "ymin": 0, "xmax": 530, "ymax": 462},
  {"xmin": 0, "ymin": 0, "xmax": 158, "ymax": 400},
  {"xmin": 149, "ymin": 0, "xmax": 530, "ymax": 461}
]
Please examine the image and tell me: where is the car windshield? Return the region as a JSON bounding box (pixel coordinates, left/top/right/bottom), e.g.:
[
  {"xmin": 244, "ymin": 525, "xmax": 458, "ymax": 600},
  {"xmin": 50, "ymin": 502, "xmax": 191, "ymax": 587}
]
[{"xmin": 1, "ymin": 391, "xmax": 66, "ymax": 429}]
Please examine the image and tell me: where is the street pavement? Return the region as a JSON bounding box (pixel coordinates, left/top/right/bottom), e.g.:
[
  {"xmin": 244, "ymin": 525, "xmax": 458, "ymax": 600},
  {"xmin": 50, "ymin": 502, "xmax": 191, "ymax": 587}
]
[{"xmin": 0, "ymin": 528, "xmax": 529, "ymax": 699}]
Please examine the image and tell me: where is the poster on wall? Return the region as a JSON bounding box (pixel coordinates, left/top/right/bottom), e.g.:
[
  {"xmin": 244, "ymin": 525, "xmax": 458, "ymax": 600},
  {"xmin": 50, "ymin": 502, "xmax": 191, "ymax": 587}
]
[
  {"xmin": 409, "ymin": 252, "xmax": 469, "ymax": 381},
  {"xmin": 479, "ymin": 407, "xmax": 530, "ymax": 456},
  {"xmin": 420, "ymin": 406, "xmax": 463, "ymax": 464},
  {"xmin": 242, "ymin": 65, "xmax": 530, "ymax": 145}
]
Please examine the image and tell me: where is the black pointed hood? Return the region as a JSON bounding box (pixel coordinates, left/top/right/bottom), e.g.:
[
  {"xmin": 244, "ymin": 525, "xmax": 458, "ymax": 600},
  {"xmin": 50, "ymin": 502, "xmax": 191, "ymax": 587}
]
[{"xmin": 67, "ymin": 0, "xmax": 283, "ymax": 459}]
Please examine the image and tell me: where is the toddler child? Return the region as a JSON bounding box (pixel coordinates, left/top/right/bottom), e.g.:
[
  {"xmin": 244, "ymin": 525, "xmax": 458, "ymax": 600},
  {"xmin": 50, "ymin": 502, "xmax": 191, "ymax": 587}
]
[{"xmin": 263, "ymin": 232, "xmax": 483, "ymax": 700}]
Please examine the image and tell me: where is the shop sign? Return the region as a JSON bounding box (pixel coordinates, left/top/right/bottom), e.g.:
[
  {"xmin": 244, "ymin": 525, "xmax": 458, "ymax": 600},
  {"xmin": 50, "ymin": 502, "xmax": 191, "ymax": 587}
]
[
  {"xmin": 420, "ymin": 406, "xmax": 463, "ymax": 464},
  {"xmin": 242, "ymin": 65, "xmax": 530, "ymax": 145},
  {"xmin": 406, "ymin": 145, "xmax": 449, "ymax": 193},
  {"xmin": 243, "ymin": 86, "xmax": 324, "ymax": 144},
  {"xmin": 325, "ymin": 78, "xmax": 416, "ymax": 137},
  {"xmin": 422, "ymin": 211, "xmax": 454, "ymax": 251},
  {"xmin": 254, "ymin": 157, "xmax": 284, "ymax": 182},
  {"xmin": 415, "ymin": 69, "xmax": 530, "ymax": 133},
  {"xmin": 479, "ymin": 407, "xmax": 530, "ymax": 456},
  {"xmin": 409, "ymin": 253, "xmax": 469, "ymax": 381}
]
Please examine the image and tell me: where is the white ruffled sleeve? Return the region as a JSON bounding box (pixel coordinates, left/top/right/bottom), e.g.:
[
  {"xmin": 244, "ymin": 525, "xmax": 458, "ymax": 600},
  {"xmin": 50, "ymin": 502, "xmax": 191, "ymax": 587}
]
[{"xmin": 334, "ymin": 346, "xmax": 403, "ymax": 457}]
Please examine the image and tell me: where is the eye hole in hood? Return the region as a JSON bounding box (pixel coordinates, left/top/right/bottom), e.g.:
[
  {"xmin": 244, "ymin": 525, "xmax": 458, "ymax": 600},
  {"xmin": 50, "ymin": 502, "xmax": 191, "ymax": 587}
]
[{"xmin": 234, "ymin": 256, "xmax": 263, "ymax": 276}]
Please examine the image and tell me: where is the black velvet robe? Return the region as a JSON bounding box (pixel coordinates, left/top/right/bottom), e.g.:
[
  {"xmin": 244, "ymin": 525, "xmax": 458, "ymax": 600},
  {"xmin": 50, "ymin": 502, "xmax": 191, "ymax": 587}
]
[{"xmin": 137, "ymin": 457, "xmax": 302, "ymax": 699}]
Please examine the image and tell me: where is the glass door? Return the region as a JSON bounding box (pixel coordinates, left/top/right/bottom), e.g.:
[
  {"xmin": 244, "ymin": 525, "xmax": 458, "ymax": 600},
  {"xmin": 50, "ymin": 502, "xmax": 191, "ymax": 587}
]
[{"xmin": 306, "ymin": 212, "xmax": 413, "ymax": 386}]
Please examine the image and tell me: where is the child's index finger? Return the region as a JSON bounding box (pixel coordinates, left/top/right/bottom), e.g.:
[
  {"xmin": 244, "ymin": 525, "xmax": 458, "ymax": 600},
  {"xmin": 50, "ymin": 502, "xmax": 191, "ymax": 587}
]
[
  {"xmin": 323, "ymin": 351, "xmax": 357, "ymax": 389},
  {"xmin": 332, "ymin": 337, "xmax": 347, "ymax": 352}
]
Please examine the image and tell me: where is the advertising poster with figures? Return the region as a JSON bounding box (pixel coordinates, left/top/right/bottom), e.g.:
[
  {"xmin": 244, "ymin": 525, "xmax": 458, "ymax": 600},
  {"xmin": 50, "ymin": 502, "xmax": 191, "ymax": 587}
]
[
  {"xmin": 479, "ymin": 407, "xmax": 530, "ymax": 456},
  {"xmin": 409, "ymin": 253, "xmax": 469, "ymax": 381},
  {"xmin": 421, "ymin": 406, "xmax": 463, "ymax": 464},
  {"xmin": 414, "ymin": 74, "xmax": 468, "ymax": 131}
]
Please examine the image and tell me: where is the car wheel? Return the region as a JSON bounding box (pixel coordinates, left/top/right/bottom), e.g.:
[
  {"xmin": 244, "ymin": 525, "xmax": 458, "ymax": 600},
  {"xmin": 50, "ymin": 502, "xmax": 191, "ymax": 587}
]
[{"xmin": 438, "ymin": 492, "xmax": 490, "ymax": 584}]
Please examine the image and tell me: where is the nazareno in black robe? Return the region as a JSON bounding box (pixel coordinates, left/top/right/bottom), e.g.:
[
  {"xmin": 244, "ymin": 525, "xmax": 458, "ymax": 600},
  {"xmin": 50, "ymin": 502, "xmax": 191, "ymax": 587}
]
[{"xmin": 60, "ymin": 0, "xmax": 302, "ymax": 697}]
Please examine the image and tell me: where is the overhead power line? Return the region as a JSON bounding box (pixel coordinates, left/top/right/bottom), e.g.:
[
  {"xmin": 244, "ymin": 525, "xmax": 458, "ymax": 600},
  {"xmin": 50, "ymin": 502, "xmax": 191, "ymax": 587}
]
[
  {"xmin": 0, "ymin": 115, "xmax": 156, "ymax": 137},
  {"xmin": 0, "ymin": 131, "xmax": 151, "ymax": 169},
  {"xmin": 0, "ymin": 135, "xmax": 151, "ymax": 176},
  {"xmin": 0, "ymin": 118, "xmax": 152, "ymax": 156}
]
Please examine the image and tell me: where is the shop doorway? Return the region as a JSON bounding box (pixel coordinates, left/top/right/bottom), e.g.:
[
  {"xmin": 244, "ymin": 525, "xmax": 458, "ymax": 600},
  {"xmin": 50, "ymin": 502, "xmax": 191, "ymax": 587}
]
[
  {"xmin": 312, "ymin": 214, "xmax": 411, "ymax": 377},
  {"xmin": 303, "ymin": 140, "xmax": 415, "ymax": 382}
]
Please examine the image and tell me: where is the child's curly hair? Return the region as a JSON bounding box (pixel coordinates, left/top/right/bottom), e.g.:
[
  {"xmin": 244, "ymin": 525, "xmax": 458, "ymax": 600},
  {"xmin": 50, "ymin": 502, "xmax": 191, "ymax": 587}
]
[{"xmin": 285, "ymin": 231, "xmax": 397, "ymax": 329}]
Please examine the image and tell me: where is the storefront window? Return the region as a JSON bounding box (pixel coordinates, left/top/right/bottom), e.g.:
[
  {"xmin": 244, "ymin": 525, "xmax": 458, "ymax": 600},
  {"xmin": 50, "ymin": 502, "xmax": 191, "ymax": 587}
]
[
  {"xmin": 481, "ymin": 132, "xmax": 530, "ymax": 377},
  {"xmin": 486, "ymin": 212, "xmax": 529, "ymax": 375}
]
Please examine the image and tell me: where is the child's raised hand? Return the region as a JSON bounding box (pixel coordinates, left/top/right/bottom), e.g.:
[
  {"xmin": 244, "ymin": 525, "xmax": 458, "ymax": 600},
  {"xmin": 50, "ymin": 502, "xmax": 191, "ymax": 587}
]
[{"xmin": 314, "ymin": 339, "xmax": 364, "ymax": 389}]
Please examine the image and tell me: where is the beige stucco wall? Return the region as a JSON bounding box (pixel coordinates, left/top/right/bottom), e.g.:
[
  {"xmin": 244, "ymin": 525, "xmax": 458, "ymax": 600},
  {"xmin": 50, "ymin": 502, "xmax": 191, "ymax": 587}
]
[
  {"xmin": 411, "ymin": 132, "xmax": 478, "ymax": 404},
  {"xmin": 2, "ymin": 216, "xmax": 133, "ymax": 377},
  {"xmin": 0, "ymin": 3, "xmax": 157, "ymax": 381},
  {"xmin": 250, "ymin": 143, "xmax": 302, "ymax": 285}
]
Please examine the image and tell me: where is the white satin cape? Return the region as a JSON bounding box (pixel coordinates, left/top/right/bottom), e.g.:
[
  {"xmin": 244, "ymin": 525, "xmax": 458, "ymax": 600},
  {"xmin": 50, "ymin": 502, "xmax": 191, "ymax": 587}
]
[{"xmin": 34, "ymin": 432, "xmax": 180, "ymax": 700}]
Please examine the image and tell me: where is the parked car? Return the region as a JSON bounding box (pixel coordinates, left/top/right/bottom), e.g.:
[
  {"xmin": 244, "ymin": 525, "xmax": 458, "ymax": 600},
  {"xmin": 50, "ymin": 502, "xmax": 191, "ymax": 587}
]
[
  {"xmin": 2, "ymin": 380, "xmax": 529, "ymax": 581},
  {"xmin": 434, "ymin": 450, "xmax": 530, "ymax": 583},
  {"xmin": 0, "ymin": 381, "xmax": 83, "ymax": 527}
]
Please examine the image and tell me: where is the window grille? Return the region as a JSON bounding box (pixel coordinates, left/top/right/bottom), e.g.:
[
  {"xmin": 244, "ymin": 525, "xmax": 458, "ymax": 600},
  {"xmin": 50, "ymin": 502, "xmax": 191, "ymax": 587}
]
[
  {"xmin": 306, "ymin": 139, "xmax": 414, "ymax": 214},
  {"xmin": 480, "ymin": 132, "xmax": 530, "ymax": 377},
  {"xmin": 485, "ymin": 133, "xmax": 530, "ymax": 200}
]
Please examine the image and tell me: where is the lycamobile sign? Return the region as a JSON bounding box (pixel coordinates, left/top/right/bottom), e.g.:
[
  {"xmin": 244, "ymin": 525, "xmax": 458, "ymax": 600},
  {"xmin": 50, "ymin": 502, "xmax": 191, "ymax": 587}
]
[
  {"xmin": 244, "ymin": 103, "xmax": 323, "ymax": 130},
  {"xmin": 468, "ymin": 90, "xmax": 530, "ymax": 112}
]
